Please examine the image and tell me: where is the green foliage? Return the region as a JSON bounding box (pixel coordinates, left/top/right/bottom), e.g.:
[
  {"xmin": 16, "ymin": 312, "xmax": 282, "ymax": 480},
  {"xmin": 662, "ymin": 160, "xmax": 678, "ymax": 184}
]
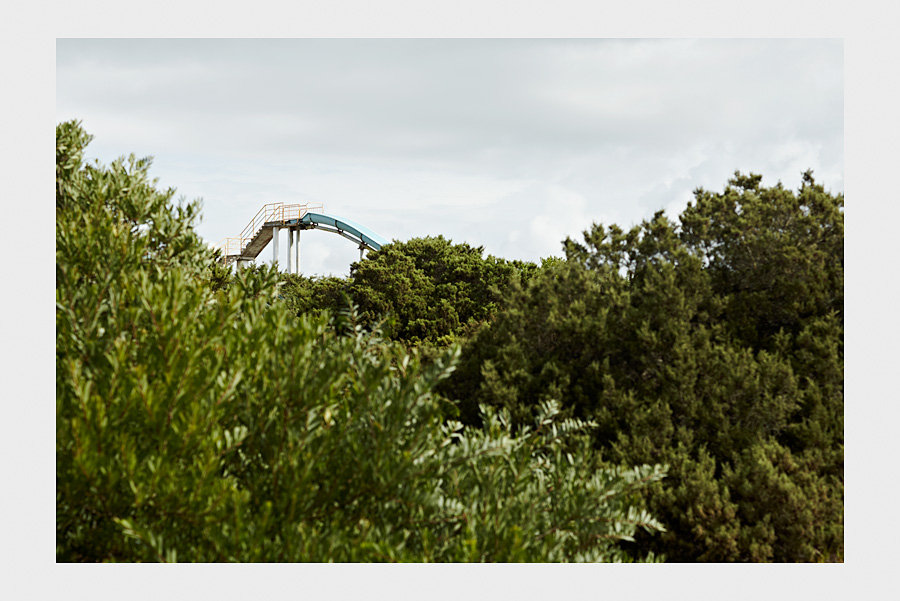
[
  {"xmin": 679, "ymin": 170, "xmax": 844, "ymax": 349},
  {"xmin": 204, "ymin": 252, "xmax": 235, "ymax": 294},
  {"xmin": 349, "ymin": 236, "xmax": 536, "ymax": 346},
  {"xmin": 279, "ymin": 273, "xmax": 353, "ymax": 317},
  {"xmin": 274, "ymin": 238, "xmax": 536, "ymax": 351},
  {"xmin": 444, "ymin": 172, "xmax": 843, "ymax": 562},
  {"xmin": 56, "ymin": 121, "xmax": 666, "ymax": 562}
]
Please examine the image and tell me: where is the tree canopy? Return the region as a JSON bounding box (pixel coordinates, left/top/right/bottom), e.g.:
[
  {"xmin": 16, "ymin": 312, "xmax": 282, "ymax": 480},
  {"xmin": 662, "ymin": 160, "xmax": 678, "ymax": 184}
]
[
  {"xmin": 442, "ymin": 173, "xmax": 843, "ymax": 561},
  {"xmin": 278, "ymin": 235, "xmax": 538, "ymax": 347}
]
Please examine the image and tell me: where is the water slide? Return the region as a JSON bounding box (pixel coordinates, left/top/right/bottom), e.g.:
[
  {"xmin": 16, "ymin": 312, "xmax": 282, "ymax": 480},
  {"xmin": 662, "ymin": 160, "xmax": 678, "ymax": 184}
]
[
  {"xmin": 217, "ymin": 202, "xmax": 388, "ymax": 268},
  {"xmin": 298, "ymin": 212, "xmax": 388, "ymax": 251}
]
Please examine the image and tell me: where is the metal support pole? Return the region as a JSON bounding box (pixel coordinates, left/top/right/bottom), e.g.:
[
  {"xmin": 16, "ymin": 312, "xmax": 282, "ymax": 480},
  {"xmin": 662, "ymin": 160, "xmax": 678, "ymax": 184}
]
[
  {"xmin": 286, "ymin": 226, "xmax": 293, "ymax": 275},
  {"xmin": 272, "ymin": 226, "xmax": 280, "ymax": 270},
  {"xmin": 294, "ymin": 229, "xmax": 300, "ymax": 275}
]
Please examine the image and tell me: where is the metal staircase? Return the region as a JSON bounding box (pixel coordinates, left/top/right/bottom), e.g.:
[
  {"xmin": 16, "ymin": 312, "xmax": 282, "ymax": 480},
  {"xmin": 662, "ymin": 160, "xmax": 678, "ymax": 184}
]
[{"xmin": 217, "ymin": 202, "xmax": 323, "ymax": 266}]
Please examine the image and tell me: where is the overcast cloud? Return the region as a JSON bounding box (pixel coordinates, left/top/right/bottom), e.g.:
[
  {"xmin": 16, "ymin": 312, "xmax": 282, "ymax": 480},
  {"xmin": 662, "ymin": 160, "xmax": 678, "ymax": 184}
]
[{"xmin": 56, "ymin": 38, "xmax": 843, "ymax": 276}]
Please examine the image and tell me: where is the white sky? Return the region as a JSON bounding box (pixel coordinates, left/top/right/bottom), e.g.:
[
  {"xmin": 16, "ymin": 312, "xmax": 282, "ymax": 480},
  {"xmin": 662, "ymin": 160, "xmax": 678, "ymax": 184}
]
[{"xmin": 56, "ymin": 38, "xmax": 843, "ymax": 276}]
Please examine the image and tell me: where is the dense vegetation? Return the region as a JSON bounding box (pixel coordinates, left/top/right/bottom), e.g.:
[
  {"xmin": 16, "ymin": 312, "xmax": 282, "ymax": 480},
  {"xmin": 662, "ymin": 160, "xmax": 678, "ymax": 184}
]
[
  {"xmin": 275, "ymin": 171, "xmax": 844, "ymax": 562},
  {"xmin": 277, "ymin": 236, "xmax": 537, "ymax": 347},
  {"xmin": 56, "ymin": 120, "xmax": 843, "ymax": 562},
  {"xmin": 56, "ymin": 121, "xmax": 666, "ymax": 562},
  {"xmin": 445, "ymin": 173, "xmax": 844, "ymax": 561}
]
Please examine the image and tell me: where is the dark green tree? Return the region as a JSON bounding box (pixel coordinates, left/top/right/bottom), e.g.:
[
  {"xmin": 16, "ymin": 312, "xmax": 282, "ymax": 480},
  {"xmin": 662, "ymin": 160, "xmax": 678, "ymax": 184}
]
[
  {"xmin": 679, "ymin": 170, "xmax": 843, "ymax": 349},
  {"xmin": 279, "ymin": 273, "xmax": 353, "ymax": 317},
  {"xmin": 348, "ymin": 236, "xmax": 536, "ymax": 346},
  {"xmin": 443, "ymin": 173, "xmax": 843, "ymax": 562}
]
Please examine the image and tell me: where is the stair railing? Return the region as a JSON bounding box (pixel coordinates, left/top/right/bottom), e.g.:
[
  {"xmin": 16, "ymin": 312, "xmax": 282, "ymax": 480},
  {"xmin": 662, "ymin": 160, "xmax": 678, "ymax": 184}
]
[{"xmin": 217, "ymin": 202, "xmax": 326, "ymax": 257}]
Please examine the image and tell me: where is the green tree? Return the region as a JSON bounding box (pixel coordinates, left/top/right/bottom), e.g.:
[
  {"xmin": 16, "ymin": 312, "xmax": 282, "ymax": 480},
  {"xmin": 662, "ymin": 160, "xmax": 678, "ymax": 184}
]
[
  {"xmin": 279, "ymin": 273, "xmax": 353, "ymax": 317},
  {"xmin": 679, "ymin": 170, "xmax": 843, "ymax": 349},
  {"xmin": 56, "ymin": 120, "xmax": 666, "ymax": 562},
  {"xmin": 444, "ymin": 173, "xmax": 843, "ymax": 562},
  {"xmin": 349, "ymin": 236, "xmax": 536, "ymax": 346}
]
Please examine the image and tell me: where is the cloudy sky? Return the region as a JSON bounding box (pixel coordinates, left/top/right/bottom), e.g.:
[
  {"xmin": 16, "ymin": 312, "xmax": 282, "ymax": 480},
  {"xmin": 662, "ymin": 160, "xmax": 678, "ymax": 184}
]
[{"xmin": 56, "ymin": 38, "xmax": 843, "ymax": 276}]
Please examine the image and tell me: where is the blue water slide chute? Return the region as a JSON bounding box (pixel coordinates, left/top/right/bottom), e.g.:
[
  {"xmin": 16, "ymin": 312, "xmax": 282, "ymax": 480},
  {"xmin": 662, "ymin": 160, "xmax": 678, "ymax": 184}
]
[{"xmin": 295, "ymin": 212, "xmax": 389, "ymax": 251}]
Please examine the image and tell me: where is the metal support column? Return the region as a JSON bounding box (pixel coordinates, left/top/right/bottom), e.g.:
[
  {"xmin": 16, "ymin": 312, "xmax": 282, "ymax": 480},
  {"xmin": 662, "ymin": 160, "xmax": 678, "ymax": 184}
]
[
  {"xmin": 272, "ymin": 226, "xmax": 280, "ymax": 269},
  {"xmin": 294, "ymin": 229, "xmax": 300, "ymax": 274},
  {"xmin": 286, "ymin": 226, "xmax": 293, "ymax": 274}
]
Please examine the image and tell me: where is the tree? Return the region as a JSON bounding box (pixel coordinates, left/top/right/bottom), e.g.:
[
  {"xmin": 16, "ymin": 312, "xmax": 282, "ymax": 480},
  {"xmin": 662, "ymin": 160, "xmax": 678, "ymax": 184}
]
[
  {"xmin": 679, "ymin": 171, "xmax": 843, "ymax": 349},
  {"xmin": 278, "ymin": 273, "xmax": 353, "ymax": 317},
  {"xmin": 274, "ymin": 237, "xmax": 537, "ymax": 350},
  {"xmin": 348, "ymin": 236, "xmax": 537, "ymax": 346},
  {"xmin": 443, "ymin": 173, "xmax": 843, "ymax": 561}
]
